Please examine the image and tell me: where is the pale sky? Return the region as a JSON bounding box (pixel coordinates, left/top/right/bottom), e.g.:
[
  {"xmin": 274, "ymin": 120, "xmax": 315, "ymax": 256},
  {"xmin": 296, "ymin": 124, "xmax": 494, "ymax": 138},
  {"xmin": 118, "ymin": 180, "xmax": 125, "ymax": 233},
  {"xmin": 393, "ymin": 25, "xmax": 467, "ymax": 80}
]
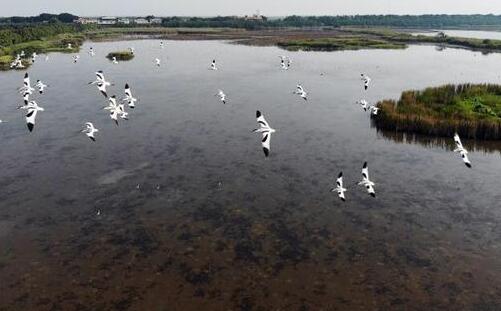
[{"xmin": 2, "ymin": 0, "xmax": 501, "ymax": 17}]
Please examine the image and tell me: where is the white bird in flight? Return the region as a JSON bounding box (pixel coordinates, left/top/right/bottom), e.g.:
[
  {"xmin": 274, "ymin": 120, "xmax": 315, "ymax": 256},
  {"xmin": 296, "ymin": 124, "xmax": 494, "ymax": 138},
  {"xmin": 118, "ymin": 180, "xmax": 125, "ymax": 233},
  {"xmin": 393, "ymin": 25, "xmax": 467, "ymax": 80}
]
[
  {"xmin": 253, "ymin": 110, "xmax": 276, "ymax": 157},
  {"xmin": 104, "ymin": 96, "xmax": 121, "ymax": 126},
  {"xmin": 89, "ymin": 71, "xmax": 112, "ymax": 98},
  {"xmin": 123, "ymin": 83, "xmax": 137, "ymax": 109},
  {"xmin": 155, "ymin": 58, "xmax": 161, "ymax": 67},
  {"xmin": 279, "ymin": 56, "xmax": 291, "ymax": 70},
  {"xmin": 358, "ymin": 162, "xmax": 376, "ymax": 197},
  {"xmin": 112, "ymin": 57, "xmax": 118, "ymax": 64},
  {"xmin": 216, "ymin": 90, "xmax": 226, "ymax": 104},
  {"xmin": 18, "ymin": 101, "xmax": 44, "ymax": 132},
  {"xmin": 73, "ymin": 55, "xmax": 80, "ymax": 63},
  {"xmin": 361, "ymin": 74, "xmax": 371, "ymax": 90},
  {"xmin": 35, "ymin": 80, "xmax": 48, "ymax": 94},
  {"xmin": 357, "ymin": 99, "xmax": 369, "ymax": 111},
  {"xmin": 18, "ymin": 73, "xmax": 34, "ymax": 105},
  {"xmin": 294, "ymin": 84, "xmax": 308, "ymax": 101},
  {"xmin": 10, "ymin": 55, "xmax": 24, "ymax": 69},
  {"xmin": 210, "ymin": 59, "xmax": 218, "ymax": 71},
  {"xmin": 331, "ymin": 172, "xmax": 347, "ymax": 201},
  {"xmin": 453, "ymin": 133, "xmax": 472, "ymax": 168},
  {"xmin": 82, "ymin": 122, "xmax": 99, "ymax": 141},
  {"xmin": 368, "ymin": 105, "xmax": 379, "ymax": 115}
]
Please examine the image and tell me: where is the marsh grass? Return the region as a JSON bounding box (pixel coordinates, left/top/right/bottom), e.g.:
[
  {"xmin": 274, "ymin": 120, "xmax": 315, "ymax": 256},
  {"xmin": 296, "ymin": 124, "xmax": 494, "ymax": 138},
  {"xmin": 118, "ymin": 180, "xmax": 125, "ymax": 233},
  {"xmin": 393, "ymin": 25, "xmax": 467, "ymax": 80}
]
[
  {"xmin": 342, "ymin": 27, "xmax": 501, "ymax": 53},
  {"xmin": 373, "ymin": 84, "xmax": 501, "ymax": 140},
  {"xmin": 277, "ymin": 36, "xmax": 407, "ymax": 51}
]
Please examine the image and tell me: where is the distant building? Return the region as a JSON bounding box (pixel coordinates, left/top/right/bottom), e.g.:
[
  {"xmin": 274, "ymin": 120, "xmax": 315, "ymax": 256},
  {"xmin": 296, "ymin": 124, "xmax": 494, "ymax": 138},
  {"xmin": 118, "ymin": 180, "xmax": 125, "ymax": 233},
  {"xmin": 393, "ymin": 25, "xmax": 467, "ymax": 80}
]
[
  {"xmin": 75, "ymin": 17, "xmax": 98, "ymax": 24},
  {"xmin": 118, "ymin": 18, "xmax": 131, "ymax": 24},
  {"xmin": 98, "ymin": 17, "xmax": 117, "ymax": 25},
  {"xmin": 134, "ymin": 18, "xmax": 149, "ymax": 24},
  {"xmin": 76, "ymin": 16, "xmax": 163, "ymax": 26},
  {"xmin": 243, "ymin": 11, "xmax": 266, "ymax": 21}
]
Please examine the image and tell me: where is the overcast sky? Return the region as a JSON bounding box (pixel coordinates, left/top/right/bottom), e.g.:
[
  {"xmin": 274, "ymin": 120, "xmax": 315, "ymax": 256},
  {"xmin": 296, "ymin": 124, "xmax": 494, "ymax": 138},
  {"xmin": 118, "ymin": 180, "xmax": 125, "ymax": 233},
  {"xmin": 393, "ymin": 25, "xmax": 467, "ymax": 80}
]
[{"xmin": 3, "ymin": 0, "xmax": 501, "ymax": 17}]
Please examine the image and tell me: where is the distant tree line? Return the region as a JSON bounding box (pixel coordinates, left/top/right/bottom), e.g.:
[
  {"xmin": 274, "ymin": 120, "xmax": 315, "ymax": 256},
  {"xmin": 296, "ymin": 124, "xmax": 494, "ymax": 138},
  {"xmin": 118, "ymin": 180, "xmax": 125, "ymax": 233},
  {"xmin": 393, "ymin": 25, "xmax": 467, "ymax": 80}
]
[
  {"xmin": 3, "ymin": 13, "xmax": 501, "ymax": 29},
  {"xmin": 162, "ymin": 15, "xmax": 501, "ymax": 29},
  {"xmin": 161, "ymin": 16, "xmax": 268, "ymax": 30},
  {"xmin": 0, "ymin": 22, "xmax": 87, "ymax": 47},
  {"xmin": 0, "ymin": 13, "xmax": 79, "ymax": 24}
]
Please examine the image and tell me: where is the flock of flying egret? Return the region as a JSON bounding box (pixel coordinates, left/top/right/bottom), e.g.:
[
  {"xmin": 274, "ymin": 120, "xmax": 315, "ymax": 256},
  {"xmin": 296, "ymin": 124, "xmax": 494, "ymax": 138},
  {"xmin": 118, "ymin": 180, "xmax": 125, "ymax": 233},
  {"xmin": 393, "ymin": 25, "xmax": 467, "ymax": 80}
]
[{"xmin": 11, "ymin": 40, "xmax": 474, "ymax": 203}]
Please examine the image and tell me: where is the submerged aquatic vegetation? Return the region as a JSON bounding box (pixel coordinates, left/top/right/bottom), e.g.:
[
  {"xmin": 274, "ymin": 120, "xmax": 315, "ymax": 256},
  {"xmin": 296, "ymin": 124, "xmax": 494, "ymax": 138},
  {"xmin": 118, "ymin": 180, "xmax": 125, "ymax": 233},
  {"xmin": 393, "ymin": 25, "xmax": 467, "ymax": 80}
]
[{"xmin": 373, "ymin": 84, "xmax": 501, "ymax": 140}]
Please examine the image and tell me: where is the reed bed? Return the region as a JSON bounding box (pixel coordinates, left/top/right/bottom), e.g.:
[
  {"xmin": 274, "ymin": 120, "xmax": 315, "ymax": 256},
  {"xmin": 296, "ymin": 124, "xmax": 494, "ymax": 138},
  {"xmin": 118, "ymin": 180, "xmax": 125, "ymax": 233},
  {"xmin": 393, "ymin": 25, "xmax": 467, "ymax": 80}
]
[{"xmin": 373, "ymin": 84, "xmax": 501, "ymax": 140}]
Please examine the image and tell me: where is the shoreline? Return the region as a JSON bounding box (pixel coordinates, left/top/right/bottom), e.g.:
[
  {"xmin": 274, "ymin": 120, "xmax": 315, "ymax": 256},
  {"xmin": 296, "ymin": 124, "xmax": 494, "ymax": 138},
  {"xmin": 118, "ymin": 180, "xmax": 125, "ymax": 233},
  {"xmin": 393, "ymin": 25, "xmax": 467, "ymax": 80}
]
[
  {"xmin": 373, "ymin": 84, "xmax": 501, "ymax": 141},
  {"xmin": 5, "ymin": 27, "xmax": 501, "ymax": 71}
]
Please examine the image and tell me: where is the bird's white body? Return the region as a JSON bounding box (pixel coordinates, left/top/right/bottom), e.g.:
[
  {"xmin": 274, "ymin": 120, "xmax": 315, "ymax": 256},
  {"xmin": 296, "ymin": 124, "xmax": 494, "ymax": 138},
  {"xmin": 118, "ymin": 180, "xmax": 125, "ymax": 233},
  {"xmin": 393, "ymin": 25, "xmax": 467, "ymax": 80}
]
[
  {"xmin": 19, "ymin": 73, "xmax": 34, "ymax": 104},
  {"xmin": 123, "ymin": 83, "xmax": 137, "ymax": 108},
  {"xmin": 294, "ymin": 84, "xmax": 308, "ymax": 101},
  {"xmin": 368, "ymin": 105, "xmax": 379, "ymax": 115},
  {"xmin": 216, "ymin": 90, "xmax": 226, "ymax": 104},
  {"xmin": 453, "ymin": 133, "xmax": 472, "ymax": 168},
  {"xmin": 19, "ymin": 73, "xmax": 34, "ymax": 95},
  {"xmin": 361, "ymin": 74, "xmax": 371, "ymax": 90},
  {"xmin": 112, "ymin": 57, "xmax": 118, "ymax": 64},
  {"xmin": 358, "ymin": 99, "xmax": 369, "ymax": 111},
  {"xmin": 89, "ymin": 71, "xmax": 112, "ymax": 97},
  {"xmin": 279, "ymin": 56, "xmax": 291, "ymax": 70},
  {"xmin": 10, "ymin": 56, "xmax": 24, "ymax": 69},
  {"xmin": 35, "ymin": 80, "xmax": 48, "ymax": 94},
  {"xmin": 104, "ymin": 96, "xmax": 122, "ymax": 125},
  {"xmin": 73, "ymin": 55, "xmax": 80, "ymax": 63},
  {"xmin": 358, "ymin": 162, "xmax": 376, "ymax": 197},
  {"xmin": 18, "ymin": 101, "xmax": 44, "ymax": 132},
  {"xmin": 210, "ymin": 60, "xmax": 218, "ymax": 71},
  {"xmin": 331, "ymin": 172, "xmax": 347, "ymax": 201},
  {"xmin": 155, "ymin": 58, "xmax": 161, "ymax": 66},
  {"xmin": 253, "ymin": 110, "xmax": 276, "ymax": 157},
  {"xmin": 82, "ymin": 122, "xmax": 99, "ymax": 141}
]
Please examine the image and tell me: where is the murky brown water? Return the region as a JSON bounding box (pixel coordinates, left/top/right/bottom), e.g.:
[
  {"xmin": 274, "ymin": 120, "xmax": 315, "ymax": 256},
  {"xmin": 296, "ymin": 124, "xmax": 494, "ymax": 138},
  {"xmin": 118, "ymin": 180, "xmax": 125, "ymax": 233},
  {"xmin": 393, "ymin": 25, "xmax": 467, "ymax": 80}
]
[{"xmin": 0, "ymin": 40, "xmax": 501, "ymax": 310}]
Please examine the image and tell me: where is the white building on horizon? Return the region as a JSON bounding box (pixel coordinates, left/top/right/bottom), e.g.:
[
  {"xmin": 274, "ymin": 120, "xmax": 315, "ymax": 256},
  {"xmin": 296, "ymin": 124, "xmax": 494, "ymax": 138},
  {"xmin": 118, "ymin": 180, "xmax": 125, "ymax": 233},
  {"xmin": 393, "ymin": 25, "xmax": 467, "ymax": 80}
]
[{"xmin": 98, "ymin": 17, "xmax": 117, "ymax": 25}]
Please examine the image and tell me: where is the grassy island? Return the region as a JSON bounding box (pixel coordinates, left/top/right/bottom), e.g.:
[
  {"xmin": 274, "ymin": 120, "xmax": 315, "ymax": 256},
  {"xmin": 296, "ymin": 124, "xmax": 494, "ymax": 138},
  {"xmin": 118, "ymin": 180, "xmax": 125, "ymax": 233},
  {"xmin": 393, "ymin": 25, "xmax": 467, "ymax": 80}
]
[
  {"xmin": 106, "ymin": 51, "xmax": 134, "ymax": 61},
  {"xmin": 373, "ymin": 84, "xmax": 501, "ymax": 140},
  {"xmin": 342, "ymin": 28, "xmax": 501, "ymax": 53},
  {"xmin": 277, "ymin": 37, "xmax": 406, "ymax": 51}
]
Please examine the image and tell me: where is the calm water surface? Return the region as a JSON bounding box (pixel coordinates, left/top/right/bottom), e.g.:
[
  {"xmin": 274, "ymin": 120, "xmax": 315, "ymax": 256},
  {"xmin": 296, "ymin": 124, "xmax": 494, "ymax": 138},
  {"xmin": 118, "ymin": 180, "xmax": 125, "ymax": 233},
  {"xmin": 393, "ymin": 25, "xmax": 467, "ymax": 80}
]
[
  {"xmin": 0, "ymin": 40, "xmax": 500, "ymax": 310},
  {"xmin": 412, "ymin": 29, "xmax": 501, "ymax": 40}
]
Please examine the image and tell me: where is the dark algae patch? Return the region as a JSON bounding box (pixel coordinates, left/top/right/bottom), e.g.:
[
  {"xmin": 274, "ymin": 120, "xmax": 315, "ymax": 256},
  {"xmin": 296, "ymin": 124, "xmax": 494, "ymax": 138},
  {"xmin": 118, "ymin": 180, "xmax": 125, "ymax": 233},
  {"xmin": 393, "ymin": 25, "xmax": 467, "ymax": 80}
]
[{"xmin": 373, "ymin": 84, "xmax": 501, "ymax": 140}]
